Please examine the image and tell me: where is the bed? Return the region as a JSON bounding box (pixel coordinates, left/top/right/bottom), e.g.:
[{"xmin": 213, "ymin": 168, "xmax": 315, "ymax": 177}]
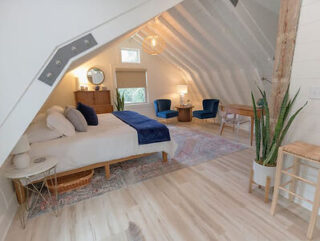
[{"xmin": 29, "ymin": 112, "xmax": 177, "ymax": 179}]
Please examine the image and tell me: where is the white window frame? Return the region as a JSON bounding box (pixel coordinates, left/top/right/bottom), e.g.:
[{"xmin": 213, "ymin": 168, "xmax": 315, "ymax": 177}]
[{"xmin": 120, "ymin": 48, "xmax": 141, "ymax": 64}]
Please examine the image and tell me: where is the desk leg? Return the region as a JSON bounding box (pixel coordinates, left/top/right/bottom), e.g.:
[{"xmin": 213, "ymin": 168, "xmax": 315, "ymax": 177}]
[{"xmin": 250, "ymin": 117, "xmax": 254, "ymax": 146}]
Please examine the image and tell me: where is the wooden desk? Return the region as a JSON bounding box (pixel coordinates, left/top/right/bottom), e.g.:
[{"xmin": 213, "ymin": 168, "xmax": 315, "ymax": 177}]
[
  {"xmin": 175, "ymin": 105, "xmax": 194, "ymax": 122},
  {"xmin": 220, "ymin": 104, "xmax": 262, "ymax": 146}
]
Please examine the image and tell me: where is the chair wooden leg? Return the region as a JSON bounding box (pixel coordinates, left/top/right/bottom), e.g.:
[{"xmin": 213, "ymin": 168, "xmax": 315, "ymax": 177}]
[
  {"xmin": 248, "ymin": 169, "xmax": 253, "ymax": 193},
  {"xmin": 271, "ymin": 147, "xmax": 284, "ymax": 215},
  {"xmin": 265, "ymin": 176, "xmax": 271, "ymax": 203},
  {"xmin": 307, "ymin": 169, "xmax": 320, "ymax": 240},
  {"xmin": 219, "ymin": 122, "xmax": 225, "ymax": 135},
  {"xmin": 105, "ymin": 163, "xmax": 110, "ymax": 179}
]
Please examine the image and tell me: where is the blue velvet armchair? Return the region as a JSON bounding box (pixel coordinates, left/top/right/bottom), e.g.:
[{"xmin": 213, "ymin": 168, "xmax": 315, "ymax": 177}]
[
  {"xmin": 193, "ymin": 99, "xmax": 220, "ymax": 119},
  {"xmin": 154, "ymin": 99, "xmax": 178, "ymax": 119}
]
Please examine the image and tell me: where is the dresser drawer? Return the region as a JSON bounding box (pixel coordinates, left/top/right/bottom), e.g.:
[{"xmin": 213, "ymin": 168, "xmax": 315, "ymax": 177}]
[
  {"xmin": 94, "ymin": 91, "xmax": 111, "ymax": 105},
  {"xmin": 74, "ymin": 91, "xmax": 94, "ymax": 105},
  {"xmin": 75, "ymin": 90, "xmax": 113, "ymax": 113},
  {"xmin": 93, "ymin": 104, "xmax": 113, "ymax": 114}
]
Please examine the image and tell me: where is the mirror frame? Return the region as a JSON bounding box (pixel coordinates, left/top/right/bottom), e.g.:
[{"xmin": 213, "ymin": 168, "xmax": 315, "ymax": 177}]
[{"xmin": 87, "ymin": 67, "xmax": 105, "ymax": 85}]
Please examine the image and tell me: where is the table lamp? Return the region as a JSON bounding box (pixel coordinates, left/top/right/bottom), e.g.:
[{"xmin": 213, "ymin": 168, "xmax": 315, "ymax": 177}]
[
  {"xmin": 12, "ymin": 134, "xmax": 31, "ymax": 169},
  {"xmin": 177, "ymin": 85, "xmax": 188, "ymax": 105}
]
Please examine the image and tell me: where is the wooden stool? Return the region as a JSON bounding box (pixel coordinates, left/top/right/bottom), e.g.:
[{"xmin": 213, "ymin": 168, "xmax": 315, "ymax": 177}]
[{"xmin": 270, "ymin": 141, "xmax": 320, "ymax": 240}]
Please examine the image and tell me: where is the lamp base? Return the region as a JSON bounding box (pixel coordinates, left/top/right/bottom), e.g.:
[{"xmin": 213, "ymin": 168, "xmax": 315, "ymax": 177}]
[
  {"xmin": 180, "ymin": 94, "xmax": 185, "ymax": 106},
  {"xmin": 13, "ymin": 153, "xmax": 30, "ymax": 169}
]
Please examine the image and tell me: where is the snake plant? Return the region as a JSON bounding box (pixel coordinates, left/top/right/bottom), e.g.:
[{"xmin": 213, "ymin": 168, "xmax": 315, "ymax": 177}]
[
  {"xmin": 114, "ymin": 89, "xmax": 125, "ymax": 111},
  {"xmin": 251, "ymin": 85, "xmax": 307, "ymax": 166}
]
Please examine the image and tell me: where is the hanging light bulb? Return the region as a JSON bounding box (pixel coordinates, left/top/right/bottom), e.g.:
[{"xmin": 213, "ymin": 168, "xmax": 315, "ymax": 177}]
[
  {"xmin": 151, "ymin": 38, "xmax": 156, "ymax": 48},
  {"xmin": 142, "ymin": 35, "xmax": 166, "ymax": 55}
]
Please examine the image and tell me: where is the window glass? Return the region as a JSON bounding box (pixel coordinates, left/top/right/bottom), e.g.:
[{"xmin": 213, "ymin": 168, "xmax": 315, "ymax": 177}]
[
  {"xmin": 118, "ymin": 88, "xmax": 146, "ymax": 104},
  {"xmin": 121, "ymin": 48, "xmax": 140, "ymax": 63}
]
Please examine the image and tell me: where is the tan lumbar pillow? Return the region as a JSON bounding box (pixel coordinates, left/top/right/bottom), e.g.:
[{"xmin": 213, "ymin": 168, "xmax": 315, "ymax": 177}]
[{"xmin": 64, "ymin": 106, "xmax": 88, "ymax": 132}]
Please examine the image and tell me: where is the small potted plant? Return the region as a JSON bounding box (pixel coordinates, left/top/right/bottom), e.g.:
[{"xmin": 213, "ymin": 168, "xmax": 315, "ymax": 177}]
[
  {"xmin": 251, "ymin": 86, "xmax": 306, "ymax": 189},
  {"xmin": 114, "ymin": 89, "xmax": 125, "ymax": 111}
]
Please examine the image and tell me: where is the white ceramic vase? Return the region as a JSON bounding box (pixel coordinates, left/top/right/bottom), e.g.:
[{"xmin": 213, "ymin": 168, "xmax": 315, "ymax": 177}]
[{"xmin": 252, "ymin": 160, "xmax": 276, "ymax": 187}]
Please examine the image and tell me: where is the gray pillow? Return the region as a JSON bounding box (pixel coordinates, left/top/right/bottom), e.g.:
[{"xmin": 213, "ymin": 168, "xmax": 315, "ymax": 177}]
[{"xmin": 64, "ymin": 106, "xmax": 88, "ymax": 132}]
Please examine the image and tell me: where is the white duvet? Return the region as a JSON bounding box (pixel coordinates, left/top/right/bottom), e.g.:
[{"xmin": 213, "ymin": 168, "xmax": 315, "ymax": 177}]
[{"xmin": 29, "ymin": 113, "xmax": 177, "ymax": 173}]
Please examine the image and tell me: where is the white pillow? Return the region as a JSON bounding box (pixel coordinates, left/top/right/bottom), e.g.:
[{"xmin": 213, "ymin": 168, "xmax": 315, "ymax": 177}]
[
  {"xmin": 47, "ymin": 112, "xmax": 75, "ymax": 137},
  {"xmin": 26, "ymin": 120, "xmax": 63, "ymax": 144},
  {"xmin": 47, "ymin": 105, "xmax": 64, "ymax": 115}
]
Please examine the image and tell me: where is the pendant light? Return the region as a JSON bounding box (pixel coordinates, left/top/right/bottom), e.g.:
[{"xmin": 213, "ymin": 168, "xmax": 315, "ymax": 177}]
[{"xmin": 142, "ymin": 34, "xmax": 166, "ymax": 55}]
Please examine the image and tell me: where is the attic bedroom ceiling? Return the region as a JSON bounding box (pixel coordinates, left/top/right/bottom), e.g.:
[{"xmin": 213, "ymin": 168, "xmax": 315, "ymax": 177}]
[
  {"xmin": 0, "ymin": 0, "xmax": 280, "ymax": 165},
  {"xmin": 0, "ymin": 0, "xmax": 182, "ymax": 166},
  {"xmin": 132, "ymin": 0, "xmax": 280, "ymax": 104}
]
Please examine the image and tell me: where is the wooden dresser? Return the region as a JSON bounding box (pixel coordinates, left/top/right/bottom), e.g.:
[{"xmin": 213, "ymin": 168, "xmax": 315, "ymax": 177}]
[{"xmin": 74, "ymin": 90, "xmax": 113, "ymax": 114}]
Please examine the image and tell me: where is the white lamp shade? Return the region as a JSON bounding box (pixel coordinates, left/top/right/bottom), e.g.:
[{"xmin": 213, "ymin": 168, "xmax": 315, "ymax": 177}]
[
  {"xmin": 177, "ymin": 85, "xmax": 188, "ymax": 95},
  {"xmin": 12, "ymin": 134, "xmax": 30, "ymax": 155}
]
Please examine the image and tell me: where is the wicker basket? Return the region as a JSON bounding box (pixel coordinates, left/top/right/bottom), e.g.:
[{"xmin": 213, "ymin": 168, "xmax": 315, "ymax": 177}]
[{"xmin": 46, "ymin": 169, "xmax": 94, "ymax": 194}]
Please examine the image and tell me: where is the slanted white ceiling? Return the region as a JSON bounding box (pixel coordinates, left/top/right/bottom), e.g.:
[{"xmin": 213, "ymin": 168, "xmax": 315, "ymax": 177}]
[
  {"xmin": 0, "ymin": 0, "xmax": 280, "ymax": 165},
  {"xmin": 133, "ymin": 0, "xmax": 280, "ymax": 104},
  {"xmin": 0, "ymin": 0, "xmax": 182, "ymax": 165}
]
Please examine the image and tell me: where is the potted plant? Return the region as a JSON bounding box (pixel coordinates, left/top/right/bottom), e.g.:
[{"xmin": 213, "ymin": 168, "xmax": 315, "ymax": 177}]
[
  {"xmin": 114, "ymin": 89, "xmax": 125, "ymax": 111},
  {"xmin": 251, "ymin": 86, "xmax": 306, "ymax": 188}
]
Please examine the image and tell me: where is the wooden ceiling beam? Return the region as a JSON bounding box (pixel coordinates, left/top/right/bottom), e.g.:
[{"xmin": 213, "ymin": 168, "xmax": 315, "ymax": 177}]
[{"xmin": 270, "ymin": 0, "xmax": 302, "ymax": 123}]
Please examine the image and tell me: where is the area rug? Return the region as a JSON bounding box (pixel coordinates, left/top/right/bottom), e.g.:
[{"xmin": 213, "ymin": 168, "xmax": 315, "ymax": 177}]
[{"xmin": 28, "ymin": 126, "xmax": 248, "ymax": 218}]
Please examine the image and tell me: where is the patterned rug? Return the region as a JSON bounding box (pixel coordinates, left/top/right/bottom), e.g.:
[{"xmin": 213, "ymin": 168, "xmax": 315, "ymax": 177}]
[{"xmin": 28, "ymin": 126, "xmax": 248, "ymax": 218}]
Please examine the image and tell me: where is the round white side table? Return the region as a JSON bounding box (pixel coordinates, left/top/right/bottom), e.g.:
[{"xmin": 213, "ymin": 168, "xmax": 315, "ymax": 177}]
[{"xmin": 1, "ymin": 156, "xmax": 59, "ymax": 228}]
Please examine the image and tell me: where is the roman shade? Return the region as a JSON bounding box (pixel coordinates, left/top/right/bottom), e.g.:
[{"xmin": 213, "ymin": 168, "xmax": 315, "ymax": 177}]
[{"xmin": 116, "ymin": 69, "xmax": 146, "ymax": 88}]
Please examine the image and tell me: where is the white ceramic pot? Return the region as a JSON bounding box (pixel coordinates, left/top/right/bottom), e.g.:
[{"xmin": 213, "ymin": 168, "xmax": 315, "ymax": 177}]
[
  {"xmin": 13, "ymin": 153, "xmax": 30, "ymax": 169},
  {"xmin": 253, "ymin": 160, "xmax": 276, "ymax": 187}
]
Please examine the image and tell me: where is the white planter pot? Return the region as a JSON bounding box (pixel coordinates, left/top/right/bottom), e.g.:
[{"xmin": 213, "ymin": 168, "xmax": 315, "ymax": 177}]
[{"xmin": 253, "ymin": 160, "xmax": 276, "ymax": 187}]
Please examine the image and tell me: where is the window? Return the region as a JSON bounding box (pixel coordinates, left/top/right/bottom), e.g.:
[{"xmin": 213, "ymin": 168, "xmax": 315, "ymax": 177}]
[
  {"xmin": 118, "ymin": 88, "xmax": 146, "ymax": 104},
  {"xmin": 116, "ymin": 69, "xmax": 147, "ymax": 104},
  {"xmin": 120, "ymin": 48, "xmax": 140, "ymax": 63}
]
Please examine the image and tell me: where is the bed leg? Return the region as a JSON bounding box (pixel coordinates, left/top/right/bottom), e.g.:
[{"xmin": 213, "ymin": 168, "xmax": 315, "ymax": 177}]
[
  {"xmin": 162, "ymin": 152, "xmax": 168, "ymax": 162},
  {"xmin": 105, "ymin": 163, "xmax": 110, "ymax": 179}
]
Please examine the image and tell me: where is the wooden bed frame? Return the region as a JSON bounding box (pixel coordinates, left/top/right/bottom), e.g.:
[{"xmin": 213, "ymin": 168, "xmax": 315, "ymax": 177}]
[{"xmin": 14, "ymin": 151, "xmax": 168, "ymax": 204}]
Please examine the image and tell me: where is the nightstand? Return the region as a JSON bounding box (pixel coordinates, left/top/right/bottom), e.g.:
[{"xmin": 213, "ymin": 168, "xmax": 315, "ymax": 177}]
[{"xmin": 1, "ymin": 156, "xmax": 59, "ymax": 228}]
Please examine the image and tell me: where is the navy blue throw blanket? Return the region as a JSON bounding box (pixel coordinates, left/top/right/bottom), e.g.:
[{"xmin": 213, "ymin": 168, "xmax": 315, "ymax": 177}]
[{"xmin": 112, "ymin": 111, "xmax": 171, "ymax": 145}]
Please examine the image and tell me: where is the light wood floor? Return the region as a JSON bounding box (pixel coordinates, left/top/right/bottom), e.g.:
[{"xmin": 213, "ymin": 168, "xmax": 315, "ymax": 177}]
[{"xmin": 5, "ymin": 121, "xmax": 320, "ymax": 241}]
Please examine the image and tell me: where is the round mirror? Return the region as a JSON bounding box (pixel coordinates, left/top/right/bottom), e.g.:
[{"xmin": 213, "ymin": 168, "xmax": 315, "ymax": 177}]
[{"xmin": 87, "ymin": 67, "xmax": 105, "ymax": 85}]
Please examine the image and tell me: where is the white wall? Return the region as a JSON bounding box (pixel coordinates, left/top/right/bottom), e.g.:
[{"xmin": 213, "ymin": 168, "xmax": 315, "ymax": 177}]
[
  {"xmin": 0, "ymin": 157, "xmax": 17, "ymax": 241},
  {"xmin": 0, "ymin": 0, "xmax": 182, "ymax": 166},
  {"xmin": 283, "ymin": 0, "xmax": 320, "ymax": 211},
  {"xmin": 41, "ymin": 37, "xmax": 187, "ymax": 117}
]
